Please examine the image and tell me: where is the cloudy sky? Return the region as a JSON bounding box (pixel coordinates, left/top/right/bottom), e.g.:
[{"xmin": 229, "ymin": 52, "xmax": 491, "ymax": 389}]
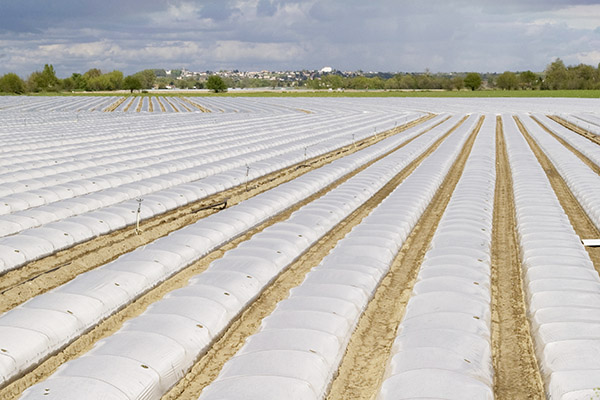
[{"xmin": 0, "ymin": 0, "xmax": 599, "ymax": 77}]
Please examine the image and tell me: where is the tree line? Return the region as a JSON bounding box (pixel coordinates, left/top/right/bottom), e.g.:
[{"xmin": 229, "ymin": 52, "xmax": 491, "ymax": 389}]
[
  {"xmin": 1, "ymin": 59, "xmax": 599, "ymax": 94},
  {"xmin": 0, "ymin": 65, "xmax": 156, "ymax": 94}
]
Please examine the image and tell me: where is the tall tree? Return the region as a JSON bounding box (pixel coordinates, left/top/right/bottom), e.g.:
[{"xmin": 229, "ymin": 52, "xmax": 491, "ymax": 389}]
[
  {"xmin": 134, "ymin": 69, "xmax": 156, "ymax": 89},
  {"xmin": 543, "ymin": 58, "xmax": 567, "ymax": 90},
  {"xmin": 30, "ymin": 64, "xmax": 59, "ymax": 91},
  {"xmin": 464, "ymin": 72, "xmax": 482, "ymax": 90},
  {"xmin": 206, "ymin": 75, "xmax": 227, "ymax": 93},
  {"xmin": 123, "ymin": 75, "xmax": 142, "ymax": 93},
  {"xmin": 496, "ymin": 71, "xmax": 518, "ymax": 90}
]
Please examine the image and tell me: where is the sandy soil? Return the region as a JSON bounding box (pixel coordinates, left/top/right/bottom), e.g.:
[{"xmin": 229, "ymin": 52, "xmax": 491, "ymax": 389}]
[
  {"xmin": 491, "ymin": 117, "xmax": 545, "ymax": 399},
  {"xmin": 0, "ymin": 115, "xmax": 436, "ymax": 398}
]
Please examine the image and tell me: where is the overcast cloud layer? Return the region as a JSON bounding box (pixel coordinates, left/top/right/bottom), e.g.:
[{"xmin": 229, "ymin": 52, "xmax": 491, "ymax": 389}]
[{"xmin": 1, "ymin": 0, "xmax": 599, "ymax": 77}]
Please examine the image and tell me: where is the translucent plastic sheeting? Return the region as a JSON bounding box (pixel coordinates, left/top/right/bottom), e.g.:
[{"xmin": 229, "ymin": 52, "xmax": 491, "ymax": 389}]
[
  {"xmin": 377, "ymin": 115, "xmax": 495, "ymax": 400},
  {"xmin": 20, "ymin": 115, "xmax": 473, "ymax": 399},
  {"xmin": 200, "ymin": 115, "xmax": 481, "ymax": 400},
  {"xmin": 503, "ymin": 114, "xmax": 600, "ymax": 398},
  {"xmin": 0, "ymin": 112, "xmax": 437, "ymax": 272}
]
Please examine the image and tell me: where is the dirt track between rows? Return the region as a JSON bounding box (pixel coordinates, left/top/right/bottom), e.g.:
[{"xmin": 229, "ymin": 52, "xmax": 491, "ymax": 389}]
[{"xmin": 491, "ymin": 117, "xmax": 544, "ymax": 399}]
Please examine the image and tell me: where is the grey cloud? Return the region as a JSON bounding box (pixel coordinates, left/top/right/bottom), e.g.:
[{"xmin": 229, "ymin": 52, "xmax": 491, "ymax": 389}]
[{"xmin": 0, "ymin": 0, "xmax": 599, "ymax": 76}]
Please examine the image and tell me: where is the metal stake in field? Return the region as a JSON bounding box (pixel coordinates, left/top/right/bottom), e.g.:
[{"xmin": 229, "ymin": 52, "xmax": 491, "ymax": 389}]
[
  {"xmin": 304, "ymin": 146, "xmax": 308, "ymax": 166},
  {"xmin": 245, "ymin": 164, "xmax": 251, "ymax": 192},
  {"xmin": 352, "ymin": 133, "xmax": 356, "ymax": 149},
  {"xmin": 135, "ymin": 198, "xmax": 143, "ymax": 235}
]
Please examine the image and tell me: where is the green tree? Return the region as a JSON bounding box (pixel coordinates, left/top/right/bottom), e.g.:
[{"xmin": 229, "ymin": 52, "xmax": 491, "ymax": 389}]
[
  {"xmin": 134, "ymin": 69, "xmax": 156, "ymax": 89},
  {"xmin": 519, "ymin": 70, "xmax": 539, "ymax": 90},
  {"xmin": 123, "ymin": 75, "xmax": 142, "ymax": 93},
  {"xmin": 29, "ymin": 64, "xmax": 59, "ymax": 91},
  {"xmin": 464, "ymin": 72, "xmax": 482, "ymax": 91},
  {"xmin": 0, "ymin": 73, "xmax": 26, "ymax": 94},
  {"xmin": 496, "ymin": 71, "xmax": 519, "ymax": 90},
  {"xmin": 543, "ymin": 58, "xmax": 567, "ymax": 90},
  {"xmin": 206, "ymin": 75, "xmax": 227, "ymax": 93},
  {"xmin": 452, "ymin": 76, "xmax": 464, "ymax": 90}
]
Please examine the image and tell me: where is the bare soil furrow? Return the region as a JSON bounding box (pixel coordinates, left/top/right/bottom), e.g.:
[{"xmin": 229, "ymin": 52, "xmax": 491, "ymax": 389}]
[{"xmin": 491, "ymin": 116, "xmax": 545, "ymax": 399}]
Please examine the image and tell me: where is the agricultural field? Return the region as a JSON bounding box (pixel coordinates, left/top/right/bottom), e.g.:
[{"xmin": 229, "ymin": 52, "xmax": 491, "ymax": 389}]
[{"xmin": 0, "ymin": 96, "xmax": 600, "ymax": 399}]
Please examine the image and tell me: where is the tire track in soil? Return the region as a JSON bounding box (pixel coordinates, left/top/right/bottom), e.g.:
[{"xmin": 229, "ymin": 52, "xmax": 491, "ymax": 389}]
[
  {"xmin": 161, "ymin": 116, "xmax": 469, "ymax": 400},
  {"xmin": 0, "ymin": 114, "xmax": 444, "ymax": 398},
  {"xmin": 324, "ymin": 116, "xmax": 482, "ymax": 400},
  {"xmin": 515, "ymin": 116, "xmax": 600, "ymax": 278},
  {"xmin": 491, "ymin": 116, "xmax": 545, "ymax": 399},
  {"xmin": 0, "ymin": 115, "xmax": 439, "ymax": 313}
]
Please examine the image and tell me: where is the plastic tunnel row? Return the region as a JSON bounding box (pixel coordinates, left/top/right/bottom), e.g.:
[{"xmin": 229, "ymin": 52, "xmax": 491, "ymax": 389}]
[
  {"xmin": 0, "ymin": 111, "xmax": 415, "ymax": 228},
  {"xmin": 0, "ymin": 113, "xmax": 459, "ymax": 388},
  {"xmin": 0, "ymin": 112, "xmax": 427, "ymax": 271},
  {"xmin": 378, "ymin": 116, "xmax": 496, "ymax": 399},
  {"xmin": 17, "ymin": 115, "xmax": 478, "ymax": 399},
  {"xmin": 0, "ymin": 111, "xmax": 408, "ymax": 193},
  {"xmin": 519, "ymin": 115, "xmax": 600, "ymax": 232},
  {"xmin": 503, "ymin": 115, "xmax": 600, "ymax": 399},
  {"xmin": 199, "ymin": 115, "xmax": 481, "ymax": 400}
]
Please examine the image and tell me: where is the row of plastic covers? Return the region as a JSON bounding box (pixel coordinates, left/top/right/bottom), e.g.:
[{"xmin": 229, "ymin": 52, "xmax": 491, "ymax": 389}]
[
  {"xmin": 0, "ymin": 112, "xmax": 401, "ymax": 219},
  {"xmin": 519, "ymin": 115, "xmax": 600, "ymax": 232},
  {"xmin": 0, "ymin": 112, "xmax": 397, "ymax": 194},
  {"xmin": 18, "ymin": 115, "xmax": 476, "ymax": 399},
  {"xmin": 3, "ymin": 113, "xmax": 453, "ymax": 390},
  {"xmin": 533, "ymin": 114, "xmax": 600, "ymax": 177},
  {"xmin": 199, "ymin": 115, "xmax": 481, "ymax": 400},
  {"xmin": 377, "ymin": 116, "xmax": 496, "ymax": 399},
  {"xmin": 0, "ymin": 113, "xmax": 306, "ymax": 177},
  {"xmin": 556, "ymin": 113, "xmax": 600, "ymax": 136},
  {"xmin": 0, "ymin": 112, "xmax": 422, "ymax": 272},
  {"xmin": 503, "ymin": 115, "xmax": 600, "ymax": 399},
  {"xmin": 0, "ymin": 96, "xmax": 121, "ymax": 113}
]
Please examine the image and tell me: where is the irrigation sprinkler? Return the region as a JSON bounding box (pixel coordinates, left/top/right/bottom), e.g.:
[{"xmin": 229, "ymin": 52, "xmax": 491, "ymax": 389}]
[{"xmin": 135, "ymin": 198, "xmax": 143, "ymax": 235}]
